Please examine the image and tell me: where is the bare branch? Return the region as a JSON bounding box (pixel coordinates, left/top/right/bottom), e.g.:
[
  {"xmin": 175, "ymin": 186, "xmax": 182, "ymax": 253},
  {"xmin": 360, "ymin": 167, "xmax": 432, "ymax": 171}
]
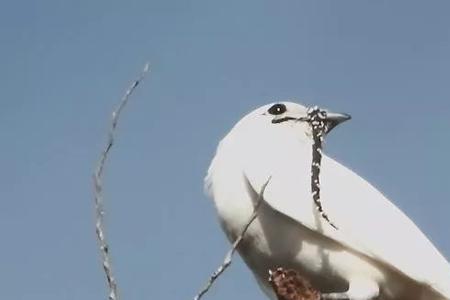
[
  {"xmin": 194, "ymin": 177, "xmax": 272, "ymax": 300},
  {"xmin": 93, "ymin": 62, "xmax": 150, "ymax": 300}
]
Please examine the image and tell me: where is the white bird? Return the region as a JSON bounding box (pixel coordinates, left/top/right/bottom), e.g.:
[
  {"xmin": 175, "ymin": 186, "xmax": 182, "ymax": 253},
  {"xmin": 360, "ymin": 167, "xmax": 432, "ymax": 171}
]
[{"xmin": 205, "ymin": 102, "xmax": 450, "ymax": 300}]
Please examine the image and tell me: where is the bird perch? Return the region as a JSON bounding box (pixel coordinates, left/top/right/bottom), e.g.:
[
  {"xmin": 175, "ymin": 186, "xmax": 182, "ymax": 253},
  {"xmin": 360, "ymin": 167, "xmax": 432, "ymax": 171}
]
[{"xmin": 269, "ymin": 268, "xmax": 321, "ymax": 300}]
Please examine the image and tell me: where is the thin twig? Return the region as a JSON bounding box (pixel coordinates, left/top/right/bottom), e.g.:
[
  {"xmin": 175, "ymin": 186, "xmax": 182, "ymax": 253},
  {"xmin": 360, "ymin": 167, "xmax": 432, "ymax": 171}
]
[
  {"xmin": 307, "ymin": 106, "xmax": 338, "ymax": 230},
  {"xmin": 93, "ymin": 62, "xmax": 150, "ymax": 300},
  {"xmin": 194, "ymin": 177, "xmax": 272, "ymax": 300}
]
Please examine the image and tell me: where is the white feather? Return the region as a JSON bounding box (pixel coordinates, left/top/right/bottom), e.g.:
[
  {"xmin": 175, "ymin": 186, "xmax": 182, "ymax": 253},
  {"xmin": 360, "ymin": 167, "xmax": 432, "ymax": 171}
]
[{"xmin": 206, "ymin": 102, "xmax": 450, "ymax": 299}]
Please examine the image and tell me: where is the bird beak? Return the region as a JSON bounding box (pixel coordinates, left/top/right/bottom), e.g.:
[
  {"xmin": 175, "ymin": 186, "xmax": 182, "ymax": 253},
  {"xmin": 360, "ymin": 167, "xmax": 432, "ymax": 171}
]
[{"xmin": 325, "ymin": 112, "xmax": 351, "ymax": 133}]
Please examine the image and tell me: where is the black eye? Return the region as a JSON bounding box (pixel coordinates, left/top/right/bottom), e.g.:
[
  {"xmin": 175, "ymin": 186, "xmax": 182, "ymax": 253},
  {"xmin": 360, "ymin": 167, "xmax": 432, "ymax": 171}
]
[{"xmin": 268, "ymin": 103, "xmax": 287, "ymax": 115}]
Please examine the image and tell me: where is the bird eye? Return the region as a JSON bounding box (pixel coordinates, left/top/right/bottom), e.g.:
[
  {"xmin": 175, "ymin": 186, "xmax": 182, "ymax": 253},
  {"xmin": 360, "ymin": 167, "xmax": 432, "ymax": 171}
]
[{"xmin": 268, "ymin": 104, "xmax": 287, "ymax": 115}]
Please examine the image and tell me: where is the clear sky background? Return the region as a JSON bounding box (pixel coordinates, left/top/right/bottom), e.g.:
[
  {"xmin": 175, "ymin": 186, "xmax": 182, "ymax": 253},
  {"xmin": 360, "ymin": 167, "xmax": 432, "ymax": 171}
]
[{"xmin": 1, "ymin": 1, "xmax": 450, "ymax": 299}]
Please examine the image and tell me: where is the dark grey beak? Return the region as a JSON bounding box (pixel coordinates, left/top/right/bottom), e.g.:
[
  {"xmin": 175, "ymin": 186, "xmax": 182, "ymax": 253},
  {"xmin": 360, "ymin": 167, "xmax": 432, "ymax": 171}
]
[{"xmin": 325, "ymin": 112, "xmax": 351, "ymax": 133}]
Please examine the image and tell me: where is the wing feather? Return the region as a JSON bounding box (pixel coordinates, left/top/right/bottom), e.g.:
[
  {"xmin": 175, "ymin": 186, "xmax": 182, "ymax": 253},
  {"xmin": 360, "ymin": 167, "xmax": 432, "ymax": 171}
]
[{"xmin": 243, "ymin": 145, "xmax": 450, "ymax": 297}]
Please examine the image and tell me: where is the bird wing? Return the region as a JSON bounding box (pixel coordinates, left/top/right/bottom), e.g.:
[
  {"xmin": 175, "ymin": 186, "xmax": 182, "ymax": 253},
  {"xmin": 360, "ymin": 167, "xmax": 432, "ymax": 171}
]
[{"xmin": 243, "ymin": 149, "xmax": 450, "ymax": 298}]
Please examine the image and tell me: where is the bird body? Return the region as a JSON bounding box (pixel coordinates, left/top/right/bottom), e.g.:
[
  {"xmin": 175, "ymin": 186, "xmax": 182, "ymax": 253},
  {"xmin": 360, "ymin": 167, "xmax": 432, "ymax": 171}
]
[{"xmin": 206, "ymin": 102, "xmax": 450, "ymax": 300}]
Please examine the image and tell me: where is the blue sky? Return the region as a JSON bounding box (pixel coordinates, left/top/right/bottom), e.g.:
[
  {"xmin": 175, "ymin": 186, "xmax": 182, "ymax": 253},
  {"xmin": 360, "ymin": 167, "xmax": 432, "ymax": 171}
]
[{"xmin": 1, "ymin": 1, "xmax": 449, "ymax": 299}]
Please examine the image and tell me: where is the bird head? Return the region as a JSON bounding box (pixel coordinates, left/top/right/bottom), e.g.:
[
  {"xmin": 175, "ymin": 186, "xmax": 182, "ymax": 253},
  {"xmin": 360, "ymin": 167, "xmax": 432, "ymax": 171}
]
[{"xmin": 228, "ymin": 102, "xmax": 351, "ymax": 146}]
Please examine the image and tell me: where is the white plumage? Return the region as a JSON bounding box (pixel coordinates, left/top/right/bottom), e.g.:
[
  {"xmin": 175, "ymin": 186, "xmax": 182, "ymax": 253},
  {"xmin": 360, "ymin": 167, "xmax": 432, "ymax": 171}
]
[{"xmin": 206, "ymin": 102, "xmax": 450, "ymax": 300}]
